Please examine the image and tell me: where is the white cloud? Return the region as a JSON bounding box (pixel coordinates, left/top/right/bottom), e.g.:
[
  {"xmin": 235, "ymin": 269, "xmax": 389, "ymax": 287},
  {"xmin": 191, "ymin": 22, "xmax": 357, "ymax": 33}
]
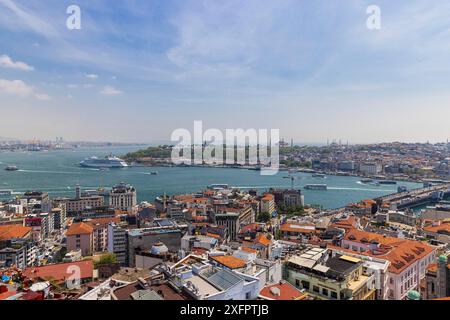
[
  {"xmin": 67, "ymin": 84, "xmax": 78, "ymax": 89},
  {"xmin": 34, "ymin": 93, "xmax": 51, "ymax": 100},
  {"xmin": 0, "ymin": 0, "xmax": 58, "ymax": 40},
  {"xmin": 0, "ymin": 78, "xmax": 50, "ymax": 100},
  {"xmin": 0, "ymin": 54, "xmax": 34, "ymax": 71},
  {"xmin": 100, "ymin": 85, "xmax": 123, "ymax": 96},
  {"xmin": 86, "ymin": 73, "xmax": 99, "ymax": 79},
  {"xmin": 0, "ymin": 79, "xmax": 34, "ymax": 96}
]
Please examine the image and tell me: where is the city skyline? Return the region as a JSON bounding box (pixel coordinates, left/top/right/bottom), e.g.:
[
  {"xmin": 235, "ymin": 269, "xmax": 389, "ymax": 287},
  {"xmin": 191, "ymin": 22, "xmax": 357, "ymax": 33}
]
[{"xmin": 1, "ymin": 0, "xmax": 450, "ymax": 143}]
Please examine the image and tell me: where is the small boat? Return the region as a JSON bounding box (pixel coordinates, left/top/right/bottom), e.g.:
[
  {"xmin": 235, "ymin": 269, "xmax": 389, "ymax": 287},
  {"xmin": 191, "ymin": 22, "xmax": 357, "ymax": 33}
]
[
  {"xmin": 304, "ymin": 184, "xmax": 328, "ymax": 190},
  {"xmin": 312, "ymin": 173, "xmax": 326, "ymax": 178},
  {"xmin": 360, "ymin": 178, "xmax": 373, "ymax": 183},
  {"xmin": 150, "ymin": 171, "xmax": 158, "ymax": 175},
  {"xmin": 5, "ymin": 165, "xmax": 18, "ymax": 171},
  {"xmin": 378, "ymin": 180, "xmax": 397, "ymax": 185}
]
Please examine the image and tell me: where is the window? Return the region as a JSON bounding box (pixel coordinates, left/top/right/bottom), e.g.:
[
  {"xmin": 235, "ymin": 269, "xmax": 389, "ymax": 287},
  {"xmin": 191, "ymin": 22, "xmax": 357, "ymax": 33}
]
[
  {"xmin": 322, "ymin": 288, "xmax": 329, "ymax": 296},
  {"xmin": 313, "ymin": 286, "xmax": 320, "ymax": 293},
  {"xmin": 389, "ymin": 278, "xmax": 394, "ymax": 284},
  {"xmin": 331, "ymin": 291, "xmax": 338, "ymax": 299},
  {"xmin": 246, "ymin": 292, "xmax": 251, "ymax": 299},
  {"xmin": 301, "ymin": 281, "xmax": 310, "ymax": 290},
  {"xmin": 295, "ymin": 279, "xmax": 300, "ymax": 287}
]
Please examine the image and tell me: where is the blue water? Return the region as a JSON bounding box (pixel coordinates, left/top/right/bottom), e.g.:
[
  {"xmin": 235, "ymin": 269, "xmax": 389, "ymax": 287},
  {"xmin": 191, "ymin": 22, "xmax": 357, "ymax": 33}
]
[{"xmin": 0, "ymin": 146, "xmax": 422, "ymax": 209}]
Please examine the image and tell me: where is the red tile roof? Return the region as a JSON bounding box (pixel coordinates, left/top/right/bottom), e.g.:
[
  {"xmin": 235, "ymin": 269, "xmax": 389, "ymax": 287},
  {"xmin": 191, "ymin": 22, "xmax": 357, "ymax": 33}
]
[
  {"xmin": 255, "ymin": 234, "xmax": 271, "ymax": 246},
  {"xmin": 241, "ymin": 247, "xmax": 258, "ymax": 254},
  {"xmin": 280, "ymin": 223, "xmax": 318, "ymax": 234},
  {"xmin": 343, "ymin": 228, "xmax": 434, "ymax": 274},
  {"xmin": 0, "ymin": 225, "xmax": 32, "ymax": 240},
  {"xmin": 210, "ymin": 255, "xmax": 246, "ymax": 269},
  {"xmin": 66, "ymin": 222, "xmax": 93, "ymax": 236},
  {"xmin": 259, "ymin": 282, "xmax": 308, "ymax": 300},
  {"xmin": 423, "ymin": 222, "xmax": 450, "ymax": 233},
  {"xmin": 23, "ymin": 261, "xmax": 94, "ymax": 282}
]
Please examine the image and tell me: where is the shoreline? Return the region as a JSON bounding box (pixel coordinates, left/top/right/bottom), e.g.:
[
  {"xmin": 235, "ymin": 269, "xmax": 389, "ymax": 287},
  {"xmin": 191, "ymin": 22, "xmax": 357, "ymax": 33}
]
[{"xmin": 128, "ymin": 161, "xmax": 434, "ymax": 184}]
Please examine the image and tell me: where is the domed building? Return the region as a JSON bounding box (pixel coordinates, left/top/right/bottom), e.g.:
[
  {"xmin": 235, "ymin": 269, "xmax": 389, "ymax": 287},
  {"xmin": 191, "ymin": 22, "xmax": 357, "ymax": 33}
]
[
  {"xmin": 424, "ymin": 254, "xmax": 449, "ymax": 299},
  {"xmin": 407, "ymin": 290, "xmax": 420, "ymax": 300},
  {"xmin": 150, "ymin": 242, "xmax": 169, "ymax": 256}
]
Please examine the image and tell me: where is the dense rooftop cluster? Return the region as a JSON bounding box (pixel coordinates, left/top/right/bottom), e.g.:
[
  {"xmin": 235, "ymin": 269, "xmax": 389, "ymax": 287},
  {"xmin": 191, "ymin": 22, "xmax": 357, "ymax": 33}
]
[{"xmin": 0, "ymin": 178, "xmax": 450, "ymax": 301}]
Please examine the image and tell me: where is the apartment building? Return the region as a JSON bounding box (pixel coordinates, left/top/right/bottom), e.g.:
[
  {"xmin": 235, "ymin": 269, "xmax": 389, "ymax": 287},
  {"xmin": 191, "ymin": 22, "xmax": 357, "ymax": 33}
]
[
  {"xmin": 284, "ymin": 247, "xmax": 376, "ymax": 300},
  {"xmin": 339, "ymin": 228, "xmax": 435, "ymax": 300},
  {"xmin": 109, "ymin": 183, "xmax": 137, "ymax": 213}
]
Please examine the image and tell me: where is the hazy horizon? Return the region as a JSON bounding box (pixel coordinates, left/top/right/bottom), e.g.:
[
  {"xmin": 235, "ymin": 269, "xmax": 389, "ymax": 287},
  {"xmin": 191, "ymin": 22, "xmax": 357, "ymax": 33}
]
[{"xmin": 1, "ymin": 1, "xmax": 450, "ymax": 143}]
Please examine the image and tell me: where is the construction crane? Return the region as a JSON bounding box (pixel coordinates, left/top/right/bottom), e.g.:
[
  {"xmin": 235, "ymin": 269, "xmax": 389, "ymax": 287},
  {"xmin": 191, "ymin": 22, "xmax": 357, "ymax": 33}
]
[{"xmin": 283, "ymin": 169, "xmax": 301, "ymax": 190}]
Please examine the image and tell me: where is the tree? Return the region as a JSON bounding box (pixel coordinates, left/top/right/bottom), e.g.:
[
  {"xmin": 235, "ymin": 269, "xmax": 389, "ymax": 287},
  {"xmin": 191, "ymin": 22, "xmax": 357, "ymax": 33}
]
[
  {"xmin": 257, "ymin": 211, "xmax": 271, "ymax": 223},
  {"xmin": 94, "ymin": 253, "xmax": 117, "ymax": 269}
]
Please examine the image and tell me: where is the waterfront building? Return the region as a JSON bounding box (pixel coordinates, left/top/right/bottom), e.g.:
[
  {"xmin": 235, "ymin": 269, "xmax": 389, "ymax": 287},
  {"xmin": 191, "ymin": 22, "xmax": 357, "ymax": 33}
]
[
  {"xmin": 269, "ymin": 188, "xmax": 304, "ymax": 208},
  {"xmin": 54, "ymin": 187, "xmax": 105, "ymax": 216},
  {"xmin": 21, "ymin": 191, "xmax": 51, "ymax": 213},
  {"xmin": 109, "ymin": 183, "xmax": 137, "ymax": 214},
  {"xmin": 359, "ymin": 162, "xmax": 382, "ymax": 175},
  {"xmin": 338, "ymin": 161, "xmax": 355, "ymax": 172}
]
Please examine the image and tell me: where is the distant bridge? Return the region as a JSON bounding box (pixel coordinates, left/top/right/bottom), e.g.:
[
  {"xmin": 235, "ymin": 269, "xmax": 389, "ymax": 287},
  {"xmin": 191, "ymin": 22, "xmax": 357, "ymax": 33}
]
[{"xmin": 375, "ymin": 183, "xmax": 450, "ymax": 210}]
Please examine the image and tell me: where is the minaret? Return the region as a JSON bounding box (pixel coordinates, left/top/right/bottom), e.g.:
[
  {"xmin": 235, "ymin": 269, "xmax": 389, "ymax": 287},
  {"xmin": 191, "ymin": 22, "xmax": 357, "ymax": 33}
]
[{"xmin": 75, "ymin": 184, "xmax": 81, "ymax": 199}]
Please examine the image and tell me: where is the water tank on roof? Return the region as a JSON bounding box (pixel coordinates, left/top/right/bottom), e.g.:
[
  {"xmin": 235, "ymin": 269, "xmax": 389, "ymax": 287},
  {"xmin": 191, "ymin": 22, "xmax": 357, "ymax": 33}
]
[{"xmin": 151, "ymin": 242, "xmax": 168, "ymax": 255}]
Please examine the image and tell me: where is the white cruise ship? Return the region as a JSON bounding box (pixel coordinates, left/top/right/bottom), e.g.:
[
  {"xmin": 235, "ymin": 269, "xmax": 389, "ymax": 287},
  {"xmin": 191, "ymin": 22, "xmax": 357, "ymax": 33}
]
[{"xmin": 79, "ymin": 156, "xmax": 128, "ymax": 168}]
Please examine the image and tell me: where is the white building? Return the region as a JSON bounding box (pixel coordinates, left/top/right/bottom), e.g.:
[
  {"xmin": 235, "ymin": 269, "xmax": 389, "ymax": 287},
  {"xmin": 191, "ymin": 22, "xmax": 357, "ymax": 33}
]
[
  {"xmin": 359, "ymin": 163, "xmax": 382, "ymax": 175},
  {"xmin": 109, "ymin": 183, "xmax": 137, "ymax": 213}
]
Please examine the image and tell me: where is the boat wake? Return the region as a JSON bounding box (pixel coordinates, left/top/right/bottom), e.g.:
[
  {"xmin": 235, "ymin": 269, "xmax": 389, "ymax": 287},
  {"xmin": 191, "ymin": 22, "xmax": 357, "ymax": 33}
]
[
  {"xmin": 328, "ymin": 187, "xmax": 396, "ymax": 192},
  {"xmin": 18, "ymin": 169, "xmax": 82, "ymax": 174}
]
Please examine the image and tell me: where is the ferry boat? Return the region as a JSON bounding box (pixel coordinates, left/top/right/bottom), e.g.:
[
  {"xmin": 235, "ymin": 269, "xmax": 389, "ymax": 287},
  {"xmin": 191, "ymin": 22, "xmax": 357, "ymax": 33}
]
[
  {"xmin": 378, "ymin": 180, "xmax": 397, "ymax": 185},
  {"xmin": 79, "ymin": 156, "xmax": 128, "ymax": 168},
  {"xmin": 0, "ymin": 190, "xmax": 12, "ymax": 196},
  {"xmin": 304, "ymin": 184, "xmax": 328, "ymax": 190},
  {"xmin": 4, "ymin": 165, "xmax": 18, "ymax": 171}
]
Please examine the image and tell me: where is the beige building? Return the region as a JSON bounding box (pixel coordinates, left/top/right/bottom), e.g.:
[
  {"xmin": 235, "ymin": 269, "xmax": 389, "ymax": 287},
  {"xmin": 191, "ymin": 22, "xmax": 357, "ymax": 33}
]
[
  {"xmin": 284, "ymin": 248, "xmax": 376, "ymax": 300},
  {"xmin": 66, "ymin": 222, "xmax": 94, "ymax": 256}
]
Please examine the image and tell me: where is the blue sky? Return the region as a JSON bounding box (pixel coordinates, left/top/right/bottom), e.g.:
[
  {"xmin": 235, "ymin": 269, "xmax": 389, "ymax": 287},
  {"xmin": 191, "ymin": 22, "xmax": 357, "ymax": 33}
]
[{"xmin": 1, "ymin": 0, "xmax": 450, "ymax": 143}]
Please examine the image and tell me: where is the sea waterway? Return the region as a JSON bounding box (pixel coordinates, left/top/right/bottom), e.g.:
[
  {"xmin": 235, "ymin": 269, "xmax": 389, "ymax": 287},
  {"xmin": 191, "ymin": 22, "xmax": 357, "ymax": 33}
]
[{"xmin": 0, "ymin": 146, "xmax": 423, "ymax": 209}]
